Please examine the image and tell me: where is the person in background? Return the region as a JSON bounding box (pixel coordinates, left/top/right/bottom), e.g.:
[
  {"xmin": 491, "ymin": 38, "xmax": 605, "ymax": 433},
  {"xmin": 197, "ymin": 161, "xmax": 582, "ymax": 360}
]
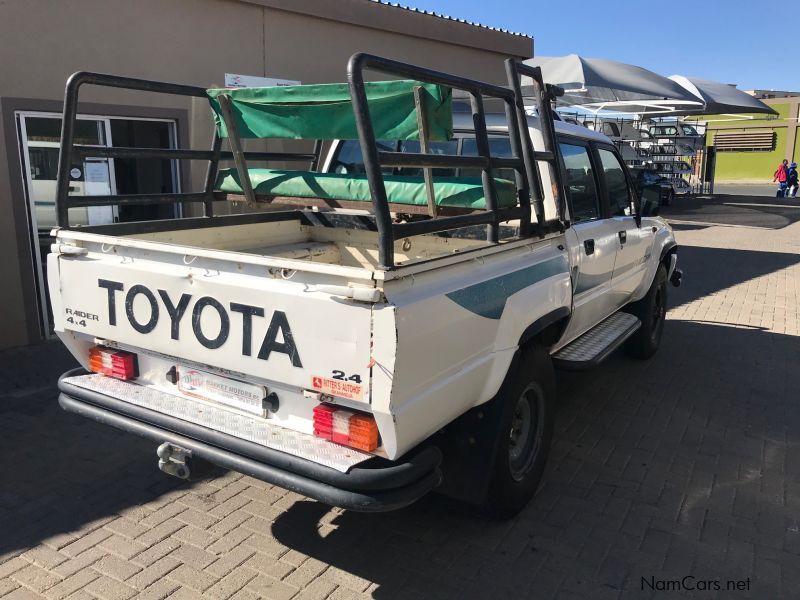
[
  {"xmin": 773, "ymin": 159, "xmax": 789, "ymax": 197},
  {"xmin": 787, "ymin": 162, "xmax": 799, "ymax": 199}
]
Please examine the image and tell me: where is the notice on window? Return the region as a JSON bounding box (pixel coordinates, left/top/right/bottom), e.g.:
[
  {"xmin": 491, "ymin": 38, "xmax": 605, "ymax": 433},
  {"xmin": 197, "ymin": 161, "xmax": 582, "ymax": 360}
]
[{"xmin": 85, "ymin": 162, "xmax": 108, "ymax": 183}]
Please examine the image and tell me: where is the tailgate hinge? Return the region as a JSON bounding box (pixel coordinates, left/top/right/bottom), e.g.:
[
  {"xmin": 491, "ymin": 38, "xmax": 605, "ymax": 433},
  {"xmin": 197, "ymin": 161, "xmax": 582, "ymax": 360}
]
[
  {"xmin": 51, "ymin": 243, "xmax": 88, "ymax": 256},
  {"xmin": 308, "ymin": 284, "xmax": 382, "ymax": 303}
]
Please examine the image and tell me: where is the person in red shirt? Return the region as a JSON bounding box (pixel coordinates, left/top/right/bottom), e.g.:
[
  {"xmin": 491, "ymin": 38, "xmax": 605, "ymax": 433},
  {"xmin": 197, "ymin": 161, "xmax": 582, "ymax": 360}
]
[{"xmin": 773, "ymin": 159, "xmax": 789, "ymax": 197}]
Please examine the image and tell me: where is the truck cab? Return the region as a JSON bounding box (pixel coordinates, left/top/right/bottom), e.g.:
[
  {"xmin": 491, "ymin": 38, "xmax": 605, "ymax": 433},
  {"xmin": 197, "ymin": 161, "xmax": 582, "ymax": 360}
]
[{"xmin": 322, "ymin": 113, "xmax": 672, "ymax": 350}]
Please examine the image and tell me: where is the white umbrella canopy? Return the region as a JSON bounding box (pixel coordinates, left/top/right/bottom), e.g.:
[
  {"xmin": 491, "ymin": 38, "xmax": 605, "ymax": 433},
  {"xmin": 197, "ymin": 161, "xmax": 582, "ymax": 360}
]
[
  {"xmin": 667, "ymin": 75, "xmax": 778, "ymax": 116},
  {"xmin": 523, "ymin": 54, "xmax": 705, "ymax": 114}
]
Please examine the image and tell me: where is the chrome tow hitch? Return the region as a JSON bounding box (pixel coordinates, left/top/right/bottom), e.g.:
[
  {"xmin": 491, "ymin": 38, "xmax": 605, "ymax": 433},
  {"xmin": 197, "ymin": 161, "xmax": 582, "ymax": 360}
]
[{"xmin": 157, "ymin": 443, "xmax": 213, "ymax": 480}]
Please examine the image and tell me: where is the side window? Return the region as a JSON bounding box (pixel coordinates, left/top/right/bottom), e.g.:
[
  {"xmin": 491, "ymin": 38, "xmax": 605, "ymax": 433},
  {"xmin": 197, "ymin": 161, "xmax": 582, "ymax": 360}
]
[
  {"xmin": 597, "ymin": 148, "xmax": 632, "ymax": 216},
  {"xmin": 330, "ymin": 140, "xmax": 395, "ymax": 175},
  {"xmin": 398, "ymin": 140, "xmax": 458, "ymax": 177},
  {"xmin": 559, "ymin": 142, "xmax": 599, "ymax": 223},
  {"xmin": 460, "ymin": 137, "xmax": 515, "ymax": 180}
]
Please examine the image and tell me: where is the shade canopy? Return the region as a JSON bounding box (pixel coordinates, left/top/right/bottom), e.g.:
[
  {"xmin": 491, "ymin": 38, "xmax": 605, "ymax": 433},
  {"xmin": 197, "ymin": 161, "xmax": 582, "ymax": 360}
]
[
  {"xmin": 667, "ymin": 76, "xmax": 778, "ymax": 116},
  {"xmin": 524, "ymin": 55, "xmax": 704, "ymax": 114}
]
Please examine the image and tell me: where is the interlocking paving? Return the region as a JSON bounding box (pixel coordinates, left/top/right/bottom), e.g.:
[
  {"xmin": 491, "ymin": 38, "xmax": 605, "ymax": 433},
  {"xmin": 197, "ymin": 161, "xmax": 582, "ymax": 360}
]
[{"xmin": 2, "ymin": 193, "xmax": 800, "ymax": 599}]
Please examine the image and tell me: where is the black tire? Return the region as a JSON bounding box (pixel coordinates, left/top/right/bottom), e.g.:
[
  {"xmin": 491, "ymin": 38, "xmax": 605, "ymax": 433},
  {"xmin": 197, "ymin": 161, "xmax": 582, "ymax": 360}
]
[
  {"xmin": 624, "ymin": 265, "xmax": 667, "ymax": 359},
  {"xmin": 483, "ymin": 344, "xmax": 555, "ymax": 518}
]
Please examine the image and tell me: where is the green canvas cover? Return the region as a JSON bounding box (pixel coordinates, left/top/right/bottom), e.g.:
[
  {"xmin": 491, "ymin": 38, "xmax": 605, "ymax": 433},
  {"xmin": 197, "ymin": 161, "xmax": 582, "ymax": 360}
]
[
  {"xmin": 215, "ymin": 168, "xmax": 517, "ymax": 210},
  {"xmin": 207, "ymin": 81, "xmax": 452, "ymax": 141}
]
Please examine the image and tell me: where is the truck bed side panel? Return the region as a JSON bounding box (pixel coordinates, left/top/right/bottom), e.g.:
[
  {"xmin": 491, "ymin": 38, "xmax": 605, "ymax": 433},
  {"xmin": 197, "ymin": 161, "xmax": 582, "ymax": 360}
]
[{"xmin": 378, "ymin": 239, "xmax": 571, "ymax": 456}]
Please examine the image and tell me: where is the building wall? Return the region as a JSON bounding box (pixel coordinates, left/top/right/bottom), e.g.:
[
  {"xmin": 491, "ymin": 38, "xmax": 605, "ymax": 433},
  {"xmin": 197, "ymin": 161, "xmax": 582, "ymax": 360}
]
[
  {"xmin": 711, "ymin": 127, "xmax": 788, "ymax": 180},
  {"xmin": 0, "ymin": 0, "xmax": 531, "ymax": 349},
  {"xmin": 795, "ymin": 134, "xmax": 800, "ymax": 167},
  {"xmin": 706, "ymin": 98, "xmax": 800, "ymax": 183}
]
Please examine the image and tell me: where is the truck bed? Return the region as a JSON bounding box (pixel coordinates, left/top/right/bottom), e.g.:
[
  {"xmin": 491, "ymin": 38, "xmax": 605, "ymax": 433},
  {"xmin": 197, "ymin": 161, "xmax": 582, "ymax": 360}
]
[{"xmin": 119, "ymin": 214, "xmax": 496, "ymax": 272}]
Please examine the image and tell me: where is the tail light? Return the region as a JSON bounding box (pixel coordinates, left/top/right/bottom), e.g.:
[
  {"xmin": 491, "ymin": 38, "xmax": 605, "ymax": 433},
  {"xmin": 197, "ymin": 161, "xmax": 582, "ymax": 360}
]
[
  {"xmin": 88, "ymin": 346, "xmax": 138, "ymax": 380},
  {"xmin": 313, "ymin": 404, "xmax": 379, "ymax": 452}
]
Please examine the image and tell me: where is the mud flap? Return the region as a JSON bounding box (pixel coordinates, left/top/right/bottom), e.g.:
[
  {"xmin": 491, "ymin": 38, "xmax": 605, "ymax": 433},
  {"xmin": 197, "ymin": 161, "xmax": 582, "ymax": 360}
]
[{"xmin": 431, "ymin": 353, "xmax": 521, "ymax": 504}]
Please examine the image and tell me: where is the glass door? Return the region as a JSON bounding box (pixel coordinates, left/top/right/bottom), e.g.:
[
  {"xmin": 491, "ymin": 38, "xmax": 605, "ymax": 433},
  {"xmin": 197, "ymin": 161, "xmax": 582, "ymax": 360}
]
[
  {"xmin": 16, "ymin": 112, "xmax": 179, "ymax": 339},
  {"xmin": 19, "ymin": 114, "xmax": 117, "ymax": 230}
]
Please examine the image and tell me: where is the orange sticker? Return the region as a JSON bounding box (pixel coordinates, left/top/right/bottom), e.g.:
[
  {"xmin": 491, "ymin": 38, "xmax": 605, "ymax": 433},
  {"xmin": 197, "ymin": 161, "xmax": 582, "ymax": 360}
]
[{"xmin": 311, "ymin": 376, "xmax": 364, "ymax": 401}]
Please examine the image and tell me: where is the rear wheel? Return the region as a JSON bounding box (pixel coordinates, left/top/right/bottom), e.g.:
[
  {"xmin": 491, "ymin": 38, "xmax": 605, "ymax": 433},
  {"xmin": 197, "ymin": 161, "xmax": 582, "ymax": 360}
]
[
  {"xmin": 625, "ymin": 265, "xmax": 667, "ymax": 359},
  {"xmin": 483, "ymin": 344, "xmax": 555, "ymax": 518}
]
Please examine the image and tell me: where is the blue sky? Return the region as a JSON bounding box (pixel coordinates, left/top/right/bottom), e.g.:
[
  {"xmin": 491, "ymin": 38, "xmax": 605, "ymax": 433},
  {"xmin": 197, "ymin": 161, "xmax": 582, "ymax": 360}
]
[{"xmin": 408, "ymin": 0, "xmax": 795, "ymax": 91}]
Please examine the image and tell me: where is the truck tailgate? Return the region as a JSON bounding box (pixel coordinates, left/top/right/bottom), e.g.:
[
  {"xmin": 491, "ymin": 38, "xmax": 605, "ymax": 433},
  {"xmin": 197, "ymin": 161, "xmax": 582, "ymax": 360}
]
[{"xmin": 50, "ymin": 248, "xmax": 374, "ymax": 401}]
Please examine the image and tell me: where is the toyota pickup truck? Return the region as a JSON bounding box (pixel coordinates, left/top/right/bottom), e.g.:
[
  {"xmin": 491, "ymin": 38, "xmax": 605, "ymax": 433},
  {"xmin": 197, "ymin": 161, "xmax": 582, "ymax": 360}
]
[{"xmin": 52, "ymin": 55, "xmax": 681, "ymax": 517}]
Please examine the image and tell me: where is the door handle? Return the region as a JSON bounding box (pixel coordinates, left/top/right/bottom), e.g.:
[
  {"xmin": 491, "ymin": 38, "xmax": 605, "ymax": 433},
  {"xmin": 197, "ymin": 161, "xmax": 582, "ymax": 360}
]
[
  {"xmin": 618, "ymin": 230, "xmax": 627, "ymax": 244},
  {"xmin": 583, "ymin": 239, "xmax": 595, "ymax": 255}
]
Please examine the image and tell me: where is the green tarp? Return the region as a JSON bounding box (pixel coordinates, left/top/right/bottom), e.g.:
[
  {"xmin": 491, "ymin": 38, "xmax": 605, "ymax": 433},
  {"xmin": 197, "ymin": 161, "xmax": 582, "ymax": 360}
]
[
  {"xmin": 215, "ymin": 168, "xmax": 517, "ymax": 210},
  {"xmin": 207, "ymin": 81, "xmax": 452, "ymax": 141}
]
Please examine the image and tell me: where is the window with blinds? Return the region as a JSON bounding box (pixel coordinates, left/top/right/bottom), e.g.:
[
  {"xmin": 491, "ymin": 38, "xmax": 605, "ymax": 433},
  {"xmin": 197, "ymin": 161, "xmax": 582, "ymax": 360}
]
[{"xmin": 712, "ymin": 130, "xmax": 776, "ymax": 152}]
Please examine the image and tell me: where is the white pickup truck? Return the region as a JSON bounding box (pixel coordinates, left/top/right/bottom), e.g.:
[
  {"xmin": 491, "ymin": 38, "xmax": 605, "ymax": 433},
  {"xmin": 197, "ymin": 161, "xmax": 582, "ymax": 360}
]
[{"xmin": 52, "ymin": 55, "xmax": 681, "ymax": 517}]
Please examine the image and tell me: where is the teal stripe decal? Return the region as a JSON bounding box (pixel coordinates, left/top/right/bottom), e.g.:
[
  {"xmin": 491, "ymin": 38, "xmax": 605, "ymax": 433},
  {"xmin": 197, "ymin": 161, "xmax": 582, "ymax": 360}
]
[
  {"xmin": 445, "ymin": 254, "xmax": 569, "ymax": 320},
  {"xmin": 574, "ymin": 271, "xmax": 609, "ymax": 295}
]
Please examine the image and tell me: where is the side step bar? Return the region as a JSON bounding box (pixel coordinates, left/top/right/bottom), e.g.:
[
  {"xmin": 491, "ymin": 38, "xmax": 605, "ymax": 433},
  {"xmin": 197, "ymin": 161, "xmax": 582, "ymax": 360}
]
[{"xmin": 553, "ymin": 312, "xmax": 641, "ymax": 370}]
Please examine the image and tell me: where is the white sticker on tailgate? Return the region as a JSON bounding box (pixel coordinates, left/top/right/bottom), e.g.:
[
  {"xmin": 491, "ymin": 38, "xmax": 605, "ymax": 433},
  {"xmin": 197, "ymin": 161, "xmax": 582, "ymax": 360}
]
[
  {"xmin": 311, "ymin": 375, "xmax": 363, "ymax": 401},
  {"xmin": 178, "ymin": 367, "xmax": 266, "ymax": 416}
]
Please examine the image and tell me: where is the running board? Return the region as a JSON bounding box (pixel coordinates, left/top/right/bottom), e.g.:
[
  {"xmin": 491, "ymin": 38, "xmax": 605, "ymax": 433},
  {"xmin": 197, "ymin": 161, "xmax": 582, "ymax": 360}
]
[{"xmin": 553, "ymin": 312, "xmax": 641, "ymax": 370}]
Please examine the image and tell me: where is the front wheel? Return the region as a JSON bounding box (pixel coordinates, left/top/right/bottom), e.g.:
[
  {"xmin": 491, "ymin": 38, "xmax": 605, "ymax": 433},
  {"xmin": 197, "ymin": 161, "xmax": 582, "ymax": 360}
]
[
  {"xmin": 483, "ymin": 344, "xmax": 555, "ymax": 518},
  {"xmin": 624, "ymin": 265, "xmax": 667, "ymax": 359}
]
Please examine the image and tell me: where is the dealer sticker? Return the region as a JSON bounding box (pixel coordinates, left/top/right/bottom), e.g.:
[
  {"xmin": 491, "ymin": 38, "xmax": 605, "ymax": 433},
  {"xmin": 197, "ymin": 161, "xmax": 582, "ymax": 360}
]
[
  {"xmin": 178, "ymin": 368, "xmax": 266, "ymax": 415},
  {"xmin": 311, "ymin": 376, "xmax": 364, "ymax": 401}
]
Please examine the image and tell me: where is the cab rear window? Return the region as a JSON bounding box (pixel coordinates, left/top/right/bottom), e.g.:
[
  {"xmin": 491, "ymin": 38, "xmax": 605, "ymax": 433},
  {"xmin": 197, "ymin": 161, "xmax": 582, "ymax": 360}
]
[{"xmin": 329, "ymin": 137, "xmax": 514, "ymax": 180}]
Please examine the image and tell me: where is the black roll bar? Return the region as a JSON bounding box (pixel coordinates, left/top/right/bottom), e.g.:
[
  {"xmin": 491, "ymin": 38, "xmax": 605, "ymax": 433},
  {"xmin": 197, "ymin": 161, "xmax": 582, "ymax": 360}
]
[
  {"xmin": 347, "ymin": 53, "xmax": 532, "ymax": 269},
  {"xmin": 55, "ymin": 57, "xmax": 568, "ymax": 272},
  {"xmin": 55, "ymin": 71, "xmax": 321, "ymax": 228},
  {"xmin": 504, "ymin": 60, "xmax": 568, "ymax": 231}
]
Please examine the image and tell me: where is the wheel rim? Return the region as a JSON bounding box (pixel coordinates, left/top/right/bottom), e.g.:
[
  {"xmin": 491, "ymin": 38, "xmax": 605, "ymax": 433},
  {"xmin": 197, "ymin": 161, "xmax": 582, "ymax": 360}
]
[
  {"xmin": 651, "ymin": 285, "xmax": 666, "ymax": 342},
  {"xmin": 508, "ymin": 384, "xmax": 545, "ymax": 482}
]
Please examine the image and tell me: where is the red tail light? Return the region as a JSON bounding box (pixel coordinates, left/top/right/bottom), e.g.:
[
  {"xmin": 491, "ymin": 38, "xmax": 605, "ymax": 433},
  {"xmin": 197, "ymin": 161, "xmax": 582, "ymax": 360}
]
[
  {"xmin": 313, "ymin": 404, "xmax": 379, "ymax": 452},
  {"xmin": 88, "ymin": 346, "xmax": 138, "ymax": 380}
]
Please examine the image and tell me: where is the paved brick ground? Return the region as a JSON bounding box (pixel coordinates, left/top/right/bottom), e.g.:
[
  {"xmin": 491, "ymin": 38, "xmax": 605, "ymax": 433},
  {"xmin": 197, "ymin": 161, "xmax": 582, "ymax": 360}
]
[{"xmin": 2, "ymin": 194, "xmax": 800, "ymax": 599}]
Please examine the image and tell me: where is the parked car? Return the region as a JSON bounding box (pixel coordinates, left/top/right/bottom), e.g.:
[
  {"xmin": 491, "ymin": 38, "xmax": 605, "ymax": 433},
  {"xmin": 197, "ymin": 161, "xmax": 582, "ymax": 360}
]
[
  {"xmin": 647, "ymin": 122, "xmax": 704, "ymax": 152},
  {"xmin": 669, "ymin": 177, "xmax": 693, "ymax": 195},
  {"xmin": 630, "ymin": 167, "xmax": 674, "ymax": 211},
  {"xmin": 644, "ymin": 142, "xmax": 697, "ymax": 157},
  {"xmin": 650, "ymin": 122, "xmax": 701, "ymax": 137},
  {"xmin": 651, "ymin": 160, "xmax": 693, "ymax": 175}
]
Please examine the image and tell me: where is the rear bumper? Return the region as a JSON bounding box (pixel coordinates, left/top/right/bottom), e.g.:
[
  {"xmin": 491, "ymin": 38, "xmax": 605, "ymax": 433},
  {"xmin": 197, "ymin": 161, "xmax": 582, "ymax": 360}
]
[{"xmin": 58, "ymin": 368, "xmax": 442, "ymax": 512}]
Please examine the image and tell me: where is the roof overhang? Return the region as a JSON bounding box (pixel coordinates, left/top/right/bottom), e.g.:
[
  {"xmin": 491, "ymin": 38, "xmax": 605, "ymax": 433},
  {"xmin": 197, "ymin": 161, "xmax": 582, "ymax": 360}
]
[{"xmin": 241, "ymin": 0, "xmax": 533, "ymax": 58}]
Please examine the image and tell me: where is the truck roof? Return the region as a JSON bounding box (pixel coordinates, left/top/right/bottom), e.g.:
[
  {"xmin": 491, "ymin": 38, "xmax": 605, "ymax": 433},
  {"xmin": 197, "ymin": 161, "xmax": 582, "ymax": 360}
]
[{"xmin": 456, "ymin": 111, "xmax": 611, "ymax": 144}]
